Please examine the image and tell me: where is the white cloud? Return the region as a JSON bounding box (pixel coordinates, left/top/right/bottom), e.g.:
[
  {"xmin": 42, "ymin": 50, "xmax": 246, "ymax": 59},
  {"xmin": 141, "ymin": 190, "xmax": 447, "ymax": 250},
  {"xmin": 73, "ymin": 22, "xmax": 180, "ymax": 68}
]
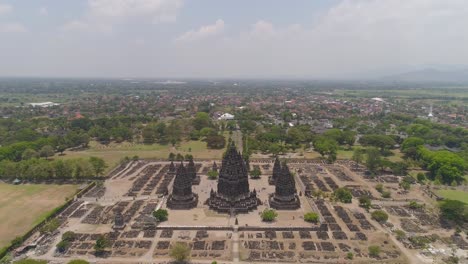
[
  {"xmin": 88, "ymin": 0, "xmax": 183, "ymax": 23},
  {"xmin": 61, "ymin": 20, "xmax": 90, "ymax": 32},
  {"xmin": 0, "ymin": 22, "xmax": 27, "ymax": 33},
  {"xmin": 38, "ymin": 7, "xmax": 48, "ymax": 16},
  {"xmin": 176, "ymin": 19, "xmax": 225, "ymax": 42},
  {"xmin": 62, "ymin": 0, "xmax": 184, "ymax": 32},
  {"xmin": 0, "ymin": 3, "xmax": 12, "ymax": 15},
  {"xmin": 251, "ymin": 20, "xmax": 275, "ymax": 36}
]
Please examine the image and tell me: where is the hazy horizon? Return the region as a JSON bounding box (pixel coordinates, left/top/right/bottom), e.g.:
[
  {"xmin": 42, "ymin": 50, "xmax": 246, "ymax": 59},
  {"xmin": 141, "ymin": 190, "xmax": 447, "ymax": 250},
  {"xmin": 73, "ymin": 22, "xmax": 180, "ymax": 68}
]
[{"xmin": 1, "ymin": 0, "xmax": 468, "ymax": 79}]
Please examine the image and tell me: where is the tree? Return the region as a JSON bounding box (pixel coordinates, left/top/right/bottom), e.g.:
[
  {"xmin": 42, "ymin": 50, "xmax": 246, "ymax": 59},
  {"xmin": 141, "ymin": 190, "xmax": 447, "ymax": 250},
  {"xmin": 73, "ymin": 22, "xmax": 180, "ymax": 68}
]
[
  {"xmin": 365, "ymin": 148, "xmax": 382, "ymax": 175},
  {"xmin": 371, "ymin": 210, "xmax": 389, "ymax": 223},
  {"xmin": 22, "ymin": 149, "xmax": 39, "ymax": 160},
  {"xmin": 169, "ymin": 242, "xmax": 191, "ymax": 263},
  {"xmin": 439, "ymin": 200, "xmax": 468, "ymax": 224},
  {"xmin": 56, "ymin": 240, "xmax": 70, "ymax": 253},
  {"xmin": 313, "ymin": 137, "xmax": 338, "ymax": 163},
  {"xmin": 391, "ymin": 161, "xmax": 408, "ymax": 176},
  {"xmin": 334, "ymin": 187, "xmax": 352, "ymax": 203},
  {"xmin": 261, "ymin": 209, "xmax": 278, "ymax": 222},
  {"xmin": 89, "ymin": 157, "xmax": 107, "ymax": 176},
  {"xmin": 206, "ymin": 135, "xmax": 226, "ymax": 149},
  {"xmin": 359, "ymin": 134, "xmax": 396, "ymax": 152},
  {"xmin": 193, "ymin": 112, "xmax": 211, "ymax": 130},
  {"xmin": 94, "ymin": 235, "xmax": 109, "ymax": 255},
  {"xmin": 304, "ymin": 212, "xmax": 319, "ymax": 223},
  {"xmin": 40, "ymin": 218, "xmax": 60, "ymax": 234},
  {"xmin": 352, "ymin": 148, "xmax": 364, "ymax": 166},
  {"xmin": 250, "ymin": 167, "xmax": 261, "ymax": 179},
  {"xmin": 359, "ymin": 196, "xmax": 372, "ymax": 210},
  {"xmin": 153, "ymin": 209, "xmax": 168, "ymax": 222},
  {"xmin": 368, "ymin": 245, "xmax": 381, "ymax": 258},
  {"xmin": 39, "ymin": 145, "xmax": 55, "ymax": 160},
  {"xmin": 417, "ymin": 172, "xmax": 426, "ymax": 183}
]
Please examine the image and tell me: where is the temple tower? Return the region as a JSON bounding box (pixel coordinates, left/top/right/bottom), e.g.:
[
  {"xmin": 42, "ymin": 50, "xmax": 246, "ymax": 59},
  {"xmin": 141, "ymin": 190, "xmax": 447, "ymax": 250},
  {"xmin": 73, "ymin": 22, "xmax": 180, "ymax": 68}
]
[
  {"xmin": 269, "ymin": 163, "xmax": 300, "ymax": 210},
  {"xmin": 206, "ymin": 143, "xmax": 260, "ymax": 214},
  {"xmin": 269, "ymin": 156, "xmax": 281, "ymax": 185},
  {"xmin": 167, "ymin": 162, "xmax": 198, "ymax": 209}
]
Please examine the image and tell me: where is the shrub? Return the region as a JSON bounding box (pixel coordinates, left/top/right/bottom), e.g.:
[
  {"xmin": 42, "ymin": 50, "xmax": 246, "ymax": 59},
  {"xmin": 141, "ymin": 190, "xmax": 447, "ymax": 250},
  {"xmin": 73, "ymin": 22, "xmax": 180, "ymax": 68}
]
[
  {"xmin": 334, "ymin": 187, "xmax": 352, "ymax": 203},
  {"xmin": 394, "ymin": 229, "xmax": 406, "ymax": 241},
  {"xmin": 346, "ymin": 252, "xmax": 354, "ymax": 260},
  {"xmin": 169, "ymin": 242, "xmax": 191, "ymax": 262},
  {"xmin": 368, "ymin": 245, "xmax": 380, "ymax": 258},
  {"xmin": 359, "ymin": 196, "xmax": 372, "ymax": 209},
  {"xmin": 261, "ymin": 209, "xmax": 278, "ymax": 222},
  {"xmin": 56, "ymin": 240, "xmax": 70, "ymax": 253},
  {"xmin": 68, "ymin": 260, "xmax": 90, "ymax": 264},
  {"xmin": 408, "ymin": 201, "xmax": 424, "ymax": 209},
  {"xmin": 94, "ymin": 235, "xmax": 109, "ymax": 255},
  {"xmin": 250, "ymin": 167, "xmax": 261, "ymax": 179},
  {"xmin": 417, "ymin": 172, "xmax": 426, "ymax": 182},
  {"xmin": 304, "ymin": 212, "xmax": 319, "ymax": 223},
  {"xmin": 153, "ymin": 209, "xmax": 169, "ymax": 222},
  {"xmin": 371, "ymin": 210, "xmax": 389, "ymax": 223},
  {"xmin": 381, "ymin": 191, "xmax": 391, "ymax": 198},
  {"xmin": 207, "ymin": 170, "xmax": 218, "ymax": 180},
  {"xmin": 375, "ymin": 184, "xmax": 384, "ymax": 193}
]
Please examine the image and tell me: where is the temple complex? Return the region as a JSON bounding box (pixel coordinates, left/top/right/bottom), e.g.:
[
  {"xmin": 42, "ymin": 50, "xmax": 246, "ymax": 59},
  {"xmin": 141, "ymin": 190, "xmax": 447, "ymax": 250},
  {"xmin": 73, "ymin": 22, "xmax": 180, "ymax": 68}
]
[
  {"xmin": 206, "ymin": 143, "xmax": 260, "ymax": 214},
  {"xmin": 166, "ymin": 162, "xmax": 198, "ymax": 209},
  {"xmin": 269, "ymin": 163, "xmax": 300, "ymax": 210}
]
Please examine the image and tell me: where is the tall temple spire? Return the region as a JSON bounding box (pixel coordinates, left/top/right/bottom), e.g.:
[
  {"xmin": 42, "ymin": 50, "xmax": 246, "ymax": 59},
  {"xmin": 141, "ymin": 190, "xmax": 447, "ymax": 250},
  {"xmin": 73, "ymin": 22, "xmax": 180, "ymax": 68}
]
[
  {"xmin": 269, "ymin": 156, "xmax": 282, "ymax": 185},
  {"xmin": 269, "ymin": 162, "xmax": 300, "ymax": 210},
  {"xmin": 167, "ymin": 162, "xmax": 198, "ymax": 209},
  {"xmin": 186, "ymin": 158, "xmax": 200, "ymax": 185},
  {"xmin": 206, "ymin": 143, "xmax": 260, "ymax": 214}
]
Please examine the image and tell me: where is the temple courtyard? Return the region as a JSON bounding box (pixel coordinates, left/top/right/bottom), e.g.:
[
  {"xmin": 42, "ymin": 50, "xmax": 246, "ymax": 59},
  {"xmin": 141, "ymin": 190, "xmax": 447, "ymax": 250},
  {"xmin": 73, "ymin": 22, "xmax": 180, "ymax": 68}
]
[{"xmin": 13, "ymin": 149, "xmax": 466, "ymax": 263}]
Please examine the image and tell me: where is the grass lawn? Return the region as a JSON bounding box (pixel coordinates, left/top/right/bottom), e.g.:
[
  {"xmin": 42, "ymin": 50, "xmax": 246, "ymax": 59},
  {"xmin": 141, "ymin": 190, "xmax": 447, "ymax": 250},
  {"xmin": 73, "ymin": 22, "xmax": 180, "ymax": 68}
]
[
  {"xmin": 0, "ymin": 183, "xmax": 78, "ymax": 248},
  {"xmin": 436, "ymin": 189, "xmax": 468, "ymax": 204},
  {"xmin": 57, "ymin": 140, "xmax": 226, "ymax": 174}
]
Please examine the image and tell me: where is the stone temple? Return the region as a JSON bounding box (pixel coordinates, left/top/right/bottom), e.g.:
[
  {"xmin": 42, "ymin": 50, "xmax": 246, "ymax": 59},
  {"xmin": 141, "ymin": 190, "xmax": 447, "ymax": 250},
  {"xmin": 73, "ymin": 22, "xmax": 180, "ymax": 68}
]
[
  {"xmin": 206, "ymin": 143, "xmax": 260, "ymax": 214},
  {"xmin": 187, "ymin": 158, "xmax": 200, "ymax": 185},
  {"xmin": 167, "ymin": 162, "xmax": 198, "ymax": 209},
  {"xmin": 269, "ymin": 163, "xmax": 300, "ymax": 210},
  {"xmin": 269, "ymin": 156, "xmax": 281, "ymax": 185}
]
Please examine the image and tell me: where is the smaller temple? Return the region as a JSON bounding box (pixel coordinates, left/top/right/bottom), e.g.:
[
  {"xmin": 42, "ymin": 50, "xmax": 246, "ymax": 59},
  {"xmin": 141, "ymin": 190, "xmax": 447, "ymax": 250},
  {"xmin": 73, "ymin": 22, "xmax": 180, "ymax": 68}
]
[
  {"xmin": 167, "ymin": 162, "xmax": 198, "ymax": 209},
  {"xmin": 212, "ymin": 161, "xmax": 218, "ymax": 172},
  {"xmin": 168, "ymin": 161, "xmax": 176, "ymax": 175},
  {"xmin": 187, "ymin": 159, "xmax": 200, "ymax": 185},
  {"xmin": 112, "ymin": 211, "xmax": 126, "ymax": 230},
  {"xmin": 269, "ymin": 156, "xmax": 281, "ymax": 185},
  {"xmin": 269, "ymin": 163, "xmax": 300, "ymax": 210}
]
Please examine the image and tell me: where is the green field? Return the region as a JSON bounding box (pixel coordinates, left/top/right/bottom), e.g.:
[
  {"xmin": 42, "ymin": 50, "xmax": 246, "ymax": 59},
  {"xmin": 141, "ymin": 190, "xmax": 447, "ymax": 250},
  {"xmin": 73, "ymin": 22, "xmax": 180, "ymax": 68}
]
[
  {"xmin": 58, "ymin": 140, "xmax": 226, "ymax": 173},
  {"xmin": 436, "ymin": 189, "xmax": 468, "ymax": 204},
  {"xmin": 0, "ymin": 183, "xmax": 78, "ymax": 248}
]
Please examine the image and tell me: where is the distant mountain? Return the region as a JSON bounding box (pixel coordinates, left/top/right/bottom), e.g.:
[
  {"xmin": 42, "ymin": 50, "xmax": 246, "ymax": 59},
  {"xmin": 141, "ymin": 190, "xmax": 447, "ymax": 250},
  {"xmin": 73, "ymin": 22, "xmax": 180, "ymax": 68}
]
[{"xmin": 382, "ymin": 68, "xmax": 468, "ymax": 83}]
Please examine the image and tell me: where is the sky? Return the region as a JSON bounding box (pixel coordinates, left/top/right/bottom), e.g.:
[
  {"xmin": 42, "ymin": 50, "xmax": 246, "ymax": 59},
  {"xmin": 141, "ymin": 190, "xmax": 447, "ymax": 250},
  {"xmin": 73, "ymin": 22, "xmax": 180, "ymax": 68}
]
[{"xmin": 0, "ymin": 0, "xmax": 468, "ymax": 79}]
